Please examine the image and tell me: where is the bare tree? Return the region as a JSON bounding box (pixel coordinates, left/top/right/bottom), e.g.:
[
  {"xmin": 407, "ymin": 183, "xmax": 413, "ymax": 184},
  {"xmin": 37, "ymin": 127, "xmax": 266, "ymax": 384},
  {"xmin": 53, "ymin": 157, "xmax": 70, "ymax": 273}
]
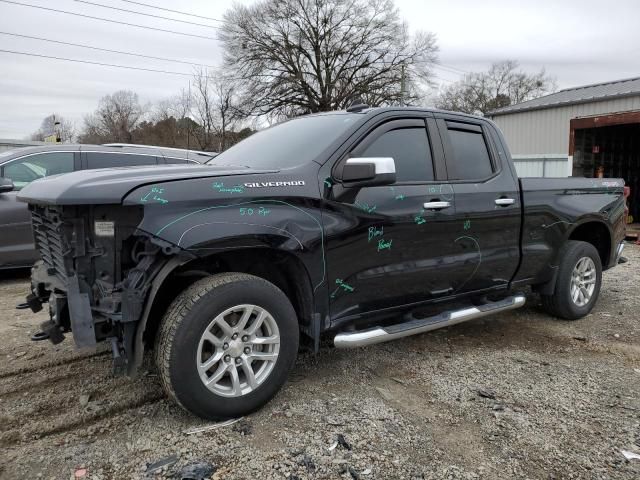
[
  {"xmin": 435, "ymin": 61, "xmax": 556, "ymax": 115},
  {"xmin": 30, "ymin": 114, "xmax": 76, "ymax": 143},
  {"xmin": 79, "ymin": 90, "xmax": 146, "ymax": 143},
  {"xmin": 190, "ymin": 68, "xmax": 216, "ymax": 150},
  {"xmin": 190, "ymin": 69, "xmax": 242, "ymax": 151},
  {"xmin": 219, "ymin": 0, "xmax": 438, "ymax": 118}
]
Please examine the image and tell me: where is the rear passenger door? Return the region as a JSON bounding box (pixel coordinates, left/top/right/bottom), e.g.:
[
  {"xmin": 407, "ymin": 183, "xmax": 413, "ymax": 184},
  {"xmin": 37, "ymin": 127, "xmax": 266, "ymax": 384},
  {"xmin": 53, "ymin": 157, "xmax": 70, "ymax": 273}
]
[
  {"xmin": 82, "ymin": 152, "xmax": 159, "ymax": 169},
  {"xmin": 436, "ymin": 116, "xmax": 521, "ymax": 294}
]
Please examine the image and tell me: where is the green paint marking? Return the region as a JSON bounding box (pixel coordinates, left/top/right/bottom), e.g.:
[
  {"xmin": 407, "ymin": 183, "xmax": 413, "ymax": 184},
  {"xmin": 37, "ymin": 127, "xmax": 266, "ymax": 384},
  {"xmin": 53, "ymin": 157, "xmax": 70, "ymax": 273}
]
[
  {"xmin": 377, "ymin": 238, "xmax": 393, "ymax": 252},
  {"xmin": 239, "ymin": 206, "xmax": 270, "ymax": 216},
  {"xmin": 212, "ymin": 181, "xmax": 245, "ymax": 194},
  {"xmin": 330, "ymin": 278, "xmax": 355, "ymax": 299},
  {"xmin": 354, "ymin": 202, "xmax": 377, "ymax": 214},
  {"xmin": 463, "ymin": 219, "xmax": 471, "ymax": 230},
  {"xmin": 155, "ymin": 199, "xmax": 326, "ymax": 291},
  {"xmin": 414, "ymin": 210, "xmax": 426, "ymax": 225},
  {"xmin": 324, "ymin": 178, "xmax": 332, "ymax": 188},
  {"xmin": 368, "ymin": 225, "xmax": 384, "ymax": 242},
  {"xmin": 394, "ymin": 194, "xmax": 405, "ymax": 201},
  {"xmin": 141, "ymin": 187, "xmax": 169, "ymax": 204}
]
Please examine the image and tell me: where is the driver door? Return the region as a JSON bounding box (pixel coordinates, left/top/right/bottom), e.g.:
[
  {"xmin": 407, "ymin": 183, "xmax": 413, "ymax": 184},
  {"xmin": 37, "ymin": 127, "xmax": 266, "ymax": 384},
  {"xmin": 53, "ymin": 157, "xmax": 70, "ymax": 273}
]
[{"xmin": 324, "ymin": 116, "xmax": 465, "ymax": 321}]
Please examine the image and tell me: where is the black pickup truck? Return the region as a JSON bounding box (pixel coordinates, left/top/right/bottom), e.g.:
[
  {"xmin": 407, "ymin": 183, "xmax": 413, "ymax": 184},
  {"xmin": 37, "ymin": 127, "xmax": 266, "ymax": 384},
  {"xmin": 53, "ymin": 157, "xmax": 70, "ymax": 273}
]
[{"xmin": 18, "ymin": 107, "xmax": 626, "ymax": 420}]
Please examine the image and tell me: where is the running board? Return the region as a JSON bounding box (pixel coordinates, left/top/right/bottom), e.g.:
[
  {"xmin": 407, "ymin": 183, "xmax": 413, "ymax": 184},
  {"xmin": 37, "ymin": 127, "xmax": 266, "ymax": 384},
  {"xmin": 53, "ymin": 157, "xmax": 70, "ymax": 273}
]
[{"xmin": 334, "ymin": 295, "xmax": 526, "ymax": 348}]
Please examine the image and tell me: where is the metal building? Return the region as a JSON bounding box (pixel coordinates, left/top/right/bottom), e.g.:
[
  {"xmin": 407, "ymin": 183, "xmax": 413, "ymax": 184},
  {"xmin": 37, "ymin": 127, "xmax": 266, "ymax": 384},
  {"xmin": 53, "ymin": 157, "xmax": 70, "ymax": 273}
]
[
  {"xmin": 488, "ymin": 77, "xmax": 640, "ymax": 176},
  {"xmin": 0, "ymin": 138, "xmax": 47, "ymax": 153}
]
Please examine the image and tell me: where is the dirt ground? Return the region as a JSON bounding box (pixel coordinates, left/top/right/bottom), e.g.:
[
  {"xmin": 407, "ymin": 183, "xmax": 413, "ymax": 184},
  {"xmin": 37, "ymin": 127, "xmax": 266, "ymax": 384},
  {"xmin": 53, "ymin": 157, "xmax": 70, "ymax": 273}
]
[{"xmin": 1, "ymin": 245, "xmax": 639, "ymax": 480}]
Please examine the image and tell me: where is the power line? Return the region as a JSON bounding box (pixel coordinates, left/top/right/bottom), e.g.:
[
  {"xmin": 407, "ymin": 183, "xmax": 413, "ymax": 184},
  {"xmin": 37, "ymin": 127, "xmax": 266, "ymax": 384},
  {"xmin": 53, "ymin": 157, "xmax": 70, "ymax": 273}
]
[
  {"xmin": 0, "ymin": 31, "xmax": 217, "ymax": 68},
  {"xmin": 0, "ymin": 47, "xmax": 457, "ymax": 88},
  {"xmin": 435, "ymin": 62, "xmax": 469, "ymax": 75},
  {"xmin": 72, "ymin": 0, "xmax": 221, "ymax": 30},
  {"xmin": 0, "ymin": 48, "xmax": 194, "ymax": 76},
  {"xmin": 120, "ymin": 0, "xmax": 225, "ymax": 23},
  {"xmin": 0, "ymin": 0, "xmax": 218, "ymax": 40}
]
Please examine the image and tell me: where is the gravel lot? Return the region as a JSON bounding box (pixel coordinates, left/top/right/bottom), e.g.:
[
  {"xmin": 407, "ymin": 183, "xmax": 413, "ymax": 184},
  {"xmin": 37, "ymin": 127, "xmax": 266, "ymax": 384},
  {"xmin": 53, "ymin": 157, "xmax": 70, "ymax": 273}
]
[{"xmin": 1, "ymin": 244, "xmax": 639, "ymax": 480}]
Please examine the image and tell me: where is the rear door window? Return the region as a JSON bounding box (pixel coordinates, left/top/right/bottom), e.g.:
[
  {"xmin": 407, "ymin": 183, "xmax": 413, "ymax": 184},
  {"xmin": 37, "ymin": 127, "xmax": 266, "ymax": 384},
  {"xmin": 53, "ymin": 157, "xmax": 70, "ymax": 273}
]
[
  {"xmin": 445, "ymin": 124, "xmax": 494, "ymax": 180},
  {"xmin": 86, "ymin": 152, "xmax": 158, "ymax": 169}
]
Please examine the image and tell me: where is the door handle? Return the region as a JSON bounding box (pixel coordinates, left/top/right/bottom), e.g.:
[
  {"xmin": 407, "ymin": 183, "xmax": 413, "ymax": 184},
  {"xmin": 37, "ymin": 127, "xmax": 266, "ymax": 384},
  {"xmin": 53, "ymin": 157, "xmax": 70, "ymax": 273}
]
[
  {"xmin": 495, "ymin": 198, "xmax": 515, "ymax": 206},
  {"xmin": 423, "ymin": 201, "xmax": 451, "ymax": 210}
]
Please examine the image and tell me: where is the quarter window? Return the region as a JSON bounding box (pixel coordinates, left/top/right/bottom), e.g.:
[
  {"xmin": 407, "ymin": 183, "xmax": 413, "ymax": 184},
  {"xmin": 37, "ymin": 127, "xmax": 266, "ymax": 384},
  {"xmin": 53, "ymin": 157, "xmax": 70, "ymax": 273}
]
[
  {"xmin": 2, "ymin": 152, "xmax": 74, "ymax": 189},
  {"xmin": 447, "ymin": 128, "xmax": 493, "ymax": 180},
  {"xmin": 360, "ymin": 128, "xmax": 434, "ymax": 182}
]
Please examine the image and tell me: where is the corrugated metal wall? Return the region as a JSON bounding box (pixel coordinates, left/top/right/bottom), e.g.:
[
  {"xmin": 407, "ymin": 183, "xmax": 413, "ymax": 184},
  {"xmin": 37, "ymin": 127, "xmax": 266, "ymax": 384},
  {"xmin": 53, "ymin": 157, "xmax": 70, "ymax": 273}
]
[
  {"xmin": 512, "ymin": 156, "xmax": 569, "ymax": 177},
  {"xmin": 490, "ymin": 96, "xmax": 640, "ymax": 155}
]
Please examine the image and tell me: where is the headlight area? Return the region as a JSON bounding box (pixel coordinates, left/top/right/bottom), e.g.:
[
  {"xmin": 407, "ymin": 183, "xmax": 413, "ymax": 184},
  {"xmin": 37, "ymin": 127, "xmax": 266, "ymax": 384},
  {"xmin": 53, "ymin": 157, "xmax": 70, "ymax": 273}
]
[{"xmin": 27, "ymin": 204, "xmax": 184, "ymax": 373}]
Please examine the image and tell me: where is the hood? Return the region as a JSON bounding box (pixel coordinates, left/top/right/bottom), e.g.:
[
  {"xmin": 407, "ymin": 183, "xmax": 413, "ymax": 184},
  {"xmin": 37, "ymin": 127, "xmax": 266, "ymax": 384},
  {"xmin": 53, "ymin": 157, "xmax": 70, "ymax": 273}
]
[{"xmin": 17, "ymin": 164, "xmax": 276, "ymax": 205}]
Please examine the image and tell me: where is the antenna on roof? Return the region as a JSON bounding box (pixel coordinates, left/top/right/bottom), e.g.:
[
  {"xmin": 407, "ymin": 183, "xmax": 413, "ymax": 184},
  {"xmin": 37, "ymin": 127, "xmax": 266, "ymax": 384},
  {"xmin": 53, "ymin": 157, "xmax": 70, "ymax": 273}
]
[{"xmin": 346, "ymin": 96, "xmax": 369, "ymax": 113}]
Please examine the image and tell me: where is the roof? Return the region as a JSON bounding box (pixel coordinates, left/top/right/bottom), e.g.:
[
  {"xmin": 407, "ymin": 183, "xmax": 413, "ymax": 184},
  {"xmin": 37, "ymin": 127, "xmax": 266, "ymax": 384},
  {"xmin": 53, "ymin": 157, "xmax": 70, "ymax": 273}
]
[
  {"xmin": 489, "ymin": 76, "xmax": 640, "ymax": 116},
  {"xmin": 0, "ymin": 143, "xmax": 215, "ymax": 164},
  {"xmin": 103, "ymin": 143, "xmax": 217, "ymax": 160}
]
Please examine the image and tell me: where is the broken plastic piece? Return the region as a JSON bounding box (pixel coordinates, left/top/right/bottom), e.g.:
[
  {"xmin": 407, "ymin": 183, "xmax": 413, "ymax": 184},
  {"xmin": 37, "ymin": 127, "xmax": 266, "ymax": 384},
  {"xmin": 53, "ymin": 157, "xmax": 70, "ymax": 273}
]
[{"xmin": 621, "ymin": 450, "xmax": 640, "ymax": 461}]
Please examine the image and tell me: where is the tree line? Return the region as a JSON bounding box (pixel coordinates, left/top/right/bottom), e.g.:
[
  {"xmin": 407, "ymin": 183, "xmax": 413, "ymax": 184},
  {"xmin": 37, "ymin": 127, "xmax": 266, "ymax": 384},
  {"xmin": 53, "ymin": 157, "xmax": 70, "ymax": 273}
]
[{"xmin": 29, "ymin": 0, "xmax": 556, "ymax": 152}]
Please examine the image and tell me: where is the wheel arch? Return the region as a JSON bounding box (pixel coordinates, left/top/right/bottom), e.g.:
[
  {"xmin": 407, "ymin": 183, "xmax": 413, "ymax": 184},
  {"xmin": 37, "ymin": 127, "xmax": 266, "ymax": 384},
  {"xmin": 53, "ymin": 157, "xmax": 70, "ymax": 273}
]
[
  {"xmin": 130, "ymin": 246, "xmax": 316, "ymax": 374},
  {"xmin": 567, "ymin": 220, "xmax": 612, "ymax": 269}
]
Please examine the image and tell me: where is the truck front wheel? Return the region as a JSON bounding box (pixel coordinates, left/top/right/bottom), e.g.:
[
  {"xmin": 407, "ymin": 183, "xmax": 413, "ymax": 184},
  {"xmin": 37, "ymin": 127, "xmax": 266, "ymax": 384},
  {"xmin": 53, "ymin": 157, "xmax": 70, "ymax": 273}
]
[
  {"xmin": 155, "ymin": 273, "xmax": 299, "ymax": 420},
  {"xmin": 541, "ymin": 240, "xmax": 602, "ymax": 320}
]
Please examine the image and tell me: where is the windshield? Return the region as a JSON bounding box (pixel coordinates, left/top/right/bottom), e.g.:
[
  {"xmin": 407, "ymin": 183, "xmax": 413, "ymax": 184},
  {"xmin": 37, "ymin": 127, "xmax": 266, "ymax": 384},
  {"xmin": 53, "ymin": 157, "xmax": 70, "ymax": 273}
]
[{"xmin": 207, "ymin": 113, "xmax": 361, "ymax": 169}]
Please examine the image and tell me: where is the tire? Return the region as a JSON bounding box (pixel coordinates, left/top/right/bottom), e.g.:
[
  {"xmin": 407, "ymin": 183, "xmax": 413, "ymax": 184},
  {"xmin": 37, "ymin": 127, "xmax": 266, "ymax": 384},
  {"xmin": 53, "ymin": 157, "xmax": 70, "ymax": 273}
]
[
  {"xmin": 155, "ymin": 273, "xmax": 299, "ymax": 420},
  {"xmin": 540, "ymin": 240, "xmax": 602, "ymax": 320}
]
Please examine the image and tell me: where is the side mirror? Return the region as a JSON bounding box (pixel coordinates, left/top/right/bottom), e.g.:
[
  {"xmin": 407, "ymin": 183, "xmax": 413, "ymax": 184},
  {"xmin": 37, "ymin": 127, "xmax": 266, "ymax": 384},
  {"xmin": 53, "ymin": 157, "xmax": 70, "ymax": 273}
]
[
  {"xmin": 338, "ymin": 157, "xmax": 396, "ymax": 187},
  {"xmin": 0, "ymin": 177, "xmax": 14, "ymax": 193}
]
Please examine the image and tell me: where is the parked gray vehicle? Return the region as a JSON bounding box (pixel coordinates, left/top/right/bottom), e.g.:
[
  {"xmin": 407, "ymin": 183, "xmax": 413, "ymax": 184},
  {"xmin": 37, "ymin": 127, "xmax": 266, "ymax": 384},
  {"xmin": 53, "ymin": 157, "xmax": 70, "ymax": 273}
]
[{"xmin": 0, "ymin": 144, "xmax": 214, "ymax": 269}]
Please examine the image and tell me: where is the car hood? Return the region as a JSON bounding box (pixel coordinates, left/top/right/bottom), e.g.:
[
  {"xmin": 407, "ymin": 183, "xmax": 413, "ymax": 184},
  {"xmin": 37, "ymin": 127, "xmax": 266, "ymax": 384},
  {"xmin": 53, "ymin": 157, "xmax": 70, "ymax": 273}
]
[{"xmin": 17, "ymin": 164, "xmax": 276, "ymax": 205}]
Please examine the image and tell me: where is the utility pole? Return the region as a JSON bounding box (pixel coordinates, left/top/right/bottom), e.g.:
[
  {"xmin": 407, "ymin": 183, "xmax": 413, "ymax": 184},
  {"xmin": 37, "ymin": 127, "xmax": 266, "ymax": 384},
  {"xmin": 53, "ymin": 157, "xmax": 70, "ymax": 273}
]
[{"xmin": 400, "ymin": 62, "xmax": 406, "ymax": 107}]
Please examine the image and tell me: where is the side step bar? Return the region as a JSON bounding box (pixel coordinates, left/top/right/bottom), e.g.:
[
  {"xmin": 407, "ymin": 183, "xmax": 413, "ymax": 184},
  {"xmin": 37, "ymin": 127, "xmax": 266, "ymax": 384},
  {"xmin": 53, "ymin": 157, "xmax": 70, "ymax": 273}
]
[{"xmin": 334, "ymin": 295, "xmax": 526, "ymax": 348}]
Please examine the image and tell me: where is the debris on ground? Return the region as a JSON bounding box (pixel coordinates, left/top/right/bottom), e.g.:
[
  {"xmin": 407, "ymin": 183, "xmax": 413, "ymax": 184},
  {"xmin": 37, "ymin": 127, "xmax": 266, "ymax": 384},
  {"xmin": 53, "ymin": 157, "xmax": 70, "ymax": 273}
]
[
  {"xmin": 477, "ymin": 388, "xmax": 496, "ymax": 400},
  {"xmin": 231, "ymin": 419, "xmax": 252, "ymax": 436},
  {"xmin": 174, "ymin": 461, "xmax": 216, "ymax": 480},
  {"xmin": 348, "ymin": 465, "xmax": 360, "ymax": 479},
  {"xmin": 184, "ymin": 418, "xmax": 243, "ymax": 435},
  {"xmin": 1, "ymin": 245, "xmax": 640, "ymax": 478},
  {"xmin": 146, "ymin": 454, "xmax": 179, "ymax": 474},
  {"xmin": 622, "ymin": 450, "xmax": 640, "ymax": 461},
  {"xmin": 74, "ymin": 467, "xmax": 87, "ymax": 478},
  {"xmin": 336, "ymin": 433, "xmax": 352, "ymax": 451}
]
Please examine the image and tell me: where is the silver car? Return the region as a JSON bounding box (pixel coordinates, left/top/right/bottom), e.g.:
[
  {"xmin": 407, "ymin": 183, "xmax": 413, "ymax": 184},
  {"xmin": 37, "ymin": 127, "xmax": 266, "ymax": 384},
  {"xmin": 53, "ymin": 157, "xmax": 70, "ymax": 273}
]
[{"xmin": 0, "ymin": 144, "xmax": 216, "ymax": 268}]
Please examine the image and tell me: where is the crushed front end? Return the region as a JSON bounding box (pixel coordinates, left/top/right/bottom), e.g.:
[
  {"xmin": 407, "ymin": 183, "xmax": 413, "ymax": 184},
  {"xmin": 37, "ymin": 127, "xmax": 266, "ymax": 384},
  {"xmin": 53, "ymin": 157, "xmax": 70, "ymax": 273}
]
[{"xmin": 27, "ymin": 203, "xmax": 172, "ymax": 374}]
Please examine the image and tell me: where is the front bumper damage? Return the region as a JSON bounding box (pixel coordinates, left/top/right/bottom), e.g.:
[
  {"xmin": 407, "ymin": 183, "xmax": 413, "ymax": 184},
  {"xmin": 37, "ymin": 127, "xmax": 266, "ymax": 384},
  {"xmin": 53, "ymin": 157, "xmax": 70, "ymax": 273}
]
[{"xmin": 25, "ymin": 204, "xmax": 180, "ymax": 375}]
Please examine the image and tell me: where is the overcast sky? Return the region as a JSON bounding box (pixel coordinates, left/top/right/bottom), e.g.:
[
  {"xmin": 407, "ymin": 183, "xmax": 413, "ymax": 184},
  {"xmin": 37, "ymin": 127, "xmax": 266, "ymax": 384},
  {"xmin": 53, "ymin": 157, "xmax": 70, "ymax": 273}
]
[{"xmin": 0, "ymin": 0, "xmax": 638, "ymax": 138}]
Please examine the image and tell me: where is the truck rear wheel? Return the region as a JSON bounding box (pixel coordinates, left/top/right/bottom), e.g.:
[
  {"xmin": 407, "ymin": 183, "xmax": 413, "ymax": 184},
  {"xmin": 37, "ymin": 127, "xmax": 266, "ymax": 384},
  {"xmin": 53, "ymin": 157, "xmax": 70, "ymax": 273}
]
[
  {"xmin": 155, "ymin": 273, "xmax": 299, "ymax": 420},
  {"xmin": 540, "ymin": 240, "xmax": 602, "ymax": 320}
]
